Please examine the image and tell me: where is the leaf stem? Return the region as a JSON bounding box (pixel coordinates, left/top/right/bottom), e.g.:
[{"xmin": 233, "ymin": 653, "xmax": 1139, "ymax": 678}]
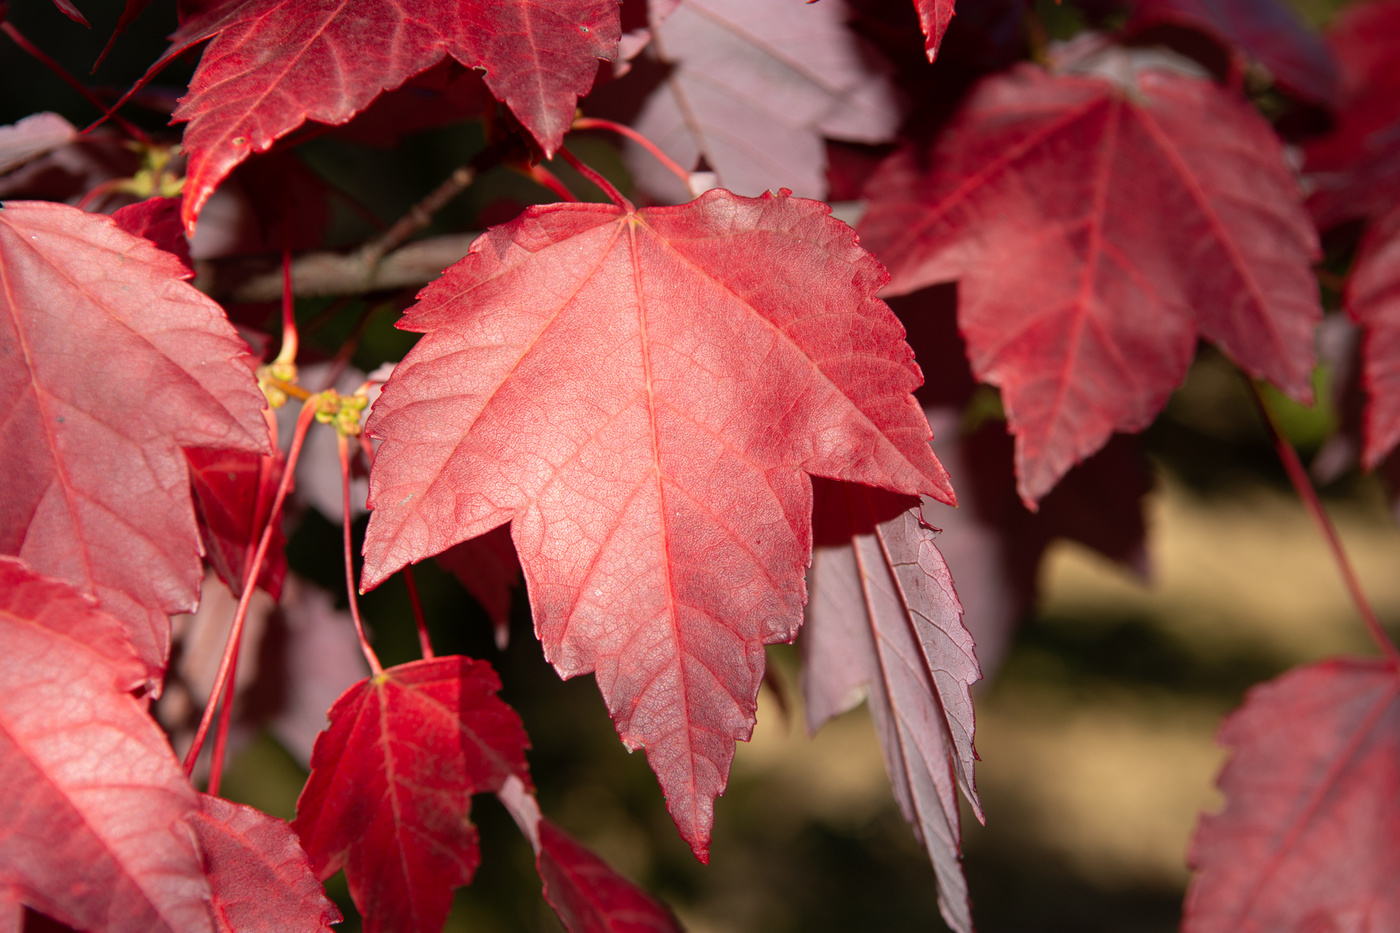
[
  {"xmin": 572, "ymin": 117, "xmax": 693, "ymax": 191},
  {"xmin": 184, "ymin": 396, "xmax": 320, "ymax": 778},
  {"xmin": 403, "ymin": 567, "xmax": 435, "ymax": 660},
  {"xmin": 0, "ymin": 22, "xmax": 151, "ymax": 145},
  {"xmin": 338, "ymin": 432, "xmax": 384, "ymax": 675},
  {"xmin": 526, "ymin": 163, "xmax": 578, "ymax": 202},
  {"xmin": 557, "ymin": 149, "xmax": 631, "ymax": 209},
  {"xmin": 1249, "ymin": 379, "xmax": 1400, "ymax": 662}
]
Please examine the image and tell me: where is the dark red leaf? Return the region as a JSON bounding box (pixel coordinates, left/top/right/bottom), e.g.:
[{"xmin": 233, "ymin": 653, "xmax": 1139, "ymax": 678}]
[
  {"xmin": 113, "ymin": 195, "xmax": 192, "ymax": 272},
  {"xmin": 1184, "ymin": 657, "xmax": 1400, "ymax": 932},
  {"xmin": 1303, "ymin": 0, "xmax": 1400, "ymax": 229},
  {"xmin": 538, "ymin": 820, "xmax": 684, "ymax": 933},
  {"xmin": 361, "ymin": 189, "xmax": 953, "ymax": 859},
  {"xmin": 615, "ymin": 0, "xmax": 900, "ymax": 202},
  {"xmin": 860, "ymin": 64, "xmax": 1320, "ymax": 505},
  {"xmin": 328, "ymin": 59, "xmax": 490, "ymax": 148},
  {"xmin": 46, "ymin": 0, "xmax": 88, "ymax": 27},
  {"xmin": 185, "ymin": 446, "xmax": 286, "ymax": 599},
  {"xmin": 154, "ymin": 0, "xmax": 620, "ymax": 231},
  {"xmin": 293, "ymin": 656, "xmax": 530, "ymax": 933},
  {"xmin": 0, "ymin": 114, "xmax": 76, "ymax": 176},
  {"xmin": 0, "ymin": 557, "xmax": 213, "ymax": 933},
  {"xmin": 434, "ymin": 526, "xmax": 521, "ymax": 651},
  {"xmin": 190, "ymin": 795, "xmax": 340, "ymax": 933},
  {"xmin": 0, "ymin": 201, "xmax": 271, "ymax": 679},
  {"xmin": 189, "ymin": 152, "xmax": 330, "ymax": 260},
  {"xmin": 1123, "ymin": 0, "xmax": 1338, "ymax": 104},
  {"xmin": 804, "ymin": 481, "xmax": 979, "ymax": 933},
  {"xmin": 915, "ymin": 0, "xmax": 956, "ymax": 61},
  {"xmin": 1345, "ymin": 203, "xmax": 1400, "ymax": 469}
]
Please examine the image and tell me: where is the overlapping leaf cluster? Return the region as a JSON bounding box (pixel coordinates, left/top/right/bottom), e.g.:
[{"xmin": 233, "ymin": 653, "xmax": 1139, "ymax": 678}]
[{"xmin": 2, "ymin": 0, "xmax": 1399, "ymax": 930}]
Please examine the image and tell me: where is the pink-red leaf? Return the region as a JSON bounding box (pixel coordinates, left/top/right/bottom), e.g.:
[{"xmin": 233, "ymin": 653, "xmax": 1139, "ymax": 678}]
[
  {"xmin": 1184, "ymin": 657, "xmax": 1400, "ymax": 932},
  {"xmin": 860, "ymin": 65, "xmax": 1320, "ymax": 505},
  {"xmin": 185, "ymin": 447, "xmax": 287, "ymax": 599},
  {"xmin": 537, "ymin": 820, "xmax": 684, "ymax": 933},
  {"xmin": 1345, "ymin": 203, "xmax": 1400, "ymax": 469},
  {"xmin": 293, "ymin": 656, "xmax": 530, "ymax": 933},
  {"xmin": 915, "ymin": 0, "xmax": 956, "ymax": 61},
  {"xmin": 0, "ymin": 200, "xmax": 270, "ymax": 678},
  {"xmin": 1124, "ymin": 0, "xmax": 1338, "ymax": 104},
  {"xmin": 190, "ymin": 795, "xmax": 340, "ymax": 933},
  {"xmin": 616, "ymin": 0, "xmax": 900, "ymax": 202},
  {"xmin": 804, "ymin": 481, "xmax": 979, "ymax": 933},
  {"xmin": 362, "ymin": 189, "xmax": 952, "ymax": 858},
  {"xmin": 0, "ymin": 556, "xmax": 213, "ymax": 933},
  {"xmin": 158, "ymin": 0, "xmax": 620, "ymax": 231}
]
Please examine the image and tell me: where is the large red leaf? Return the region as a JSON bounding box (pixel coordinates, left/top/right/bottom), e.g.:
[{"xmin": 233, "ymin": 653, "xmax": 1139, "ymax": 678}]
[
  {"xmin": 615, "ymin": 0, "xmax": 900, "ymax": 202},
  {"xmin": 1303, "ymin": 0, "xmax": 1400, "ymax": 229},
  {"xmin": 361, "ymin": 189, "xmax": 953, "ymax": 858},
  {"xmin": 1183, "ymin": 657, "xmax": 1400, "ymax": 932},
  {"xmin": 190, "ymin": 795, "xmax": 340, "ymax": 933},
  {"xmin": 0, "ymin": 557, "xmax": 214, "ymax": 933},
  {"xmin": 860, "ymin": 64, "xmax": 1320, "ymax": 505},
  {"xmin": 293, "ymin": 656, "xmax": 530, "ymax": 933},
  {"xmin": 0, "ymin": 200, "xmax": 270, "ymax": 678},
  {"xmin": 804, "ymin": 481, "xmax": 979, "ymax": 933},
  {"xmin": 154, "ymin": 0, "xmax": 619, "ymax": 232},
  {"xmin": 1345, "ymin": 203, "xmax": 1400, "ymax": 469},
  {"xmin": 1123, "ymin": 0, "xmax": 1338, "ymax": 104}
]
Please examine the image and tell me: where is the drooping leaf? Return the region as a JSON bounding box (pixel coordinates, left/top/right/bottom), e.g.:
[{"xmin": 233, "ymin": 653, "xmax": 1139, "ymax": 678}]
[
  {"xmin": 149, "ymin": 0, "xmax": 620, "ymax": 231},
  {"xmin": 1123, "ymin": 0, "xmax": 1338, "ymax": 104},
  {"xmin": 611, "ymin": 0, "xmax": 901, "ymax": 202},
  {"xmin": 113, "ymin": 195, "xmax": 192, "ymax": 271},
  {"xmin": 434, "ymin": 526, "xmax": 522, "ymax": 651},
  {"xmin": 0, "ymin": 114, "xmax": 77, "ymax": 176},
  {"xmin": 860, "ymin": 63, "xmax": 1320, "ymax": 505},
  {"xmin": 496, "ymin": 776, "xmax": 684, "ymax": 933},
  {"xmin": 1183, "ymin": 657, "xmax": 1400, "ymax": 932},
  {"xmin": 1303, "ymin": 0, "xmax": 1400, "ymax": 229},
  {"xmin": 1345, "ymin": 203, "xmax": 1400, "ymax": 469},
  {"xmin": 914, "ymin": 0, "xmax": 956, "ymax": 61},
  {"xmin": 185, "ymin": 446, "xmax": 287, "ymax": 599},
  {"xmin": 293, "ymin": 656, "xmax": 531, "ymax": 933},
  {"xmin": 190, "ymin": 795, "xmax": 340, "ymax": 933},
  {"xmin": 361, "ymin": 189, "xmax": 953, "ymax": 858},
  {"xmin": 804, "ymin": 481, "xmax": 979, "ymax": 933},
  {"xmin": 0, "ymin": 200, "xmax": 270, "ymax": 678},
  {"xmin": 0, "ymin": 556, "xmax": 214, "ymax": 933}
]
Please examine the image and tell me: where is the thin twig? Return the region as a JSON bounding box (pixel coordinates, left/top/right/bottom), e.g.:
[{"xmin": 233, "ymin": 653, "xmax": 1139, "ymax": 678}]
[
  {"xmin": 361, "ymin": 164, "xmax": 477, "ymax": 267},
  {"xmin": 1249, "ymin": 379, "xmax": 1400, "ymax": 663}
]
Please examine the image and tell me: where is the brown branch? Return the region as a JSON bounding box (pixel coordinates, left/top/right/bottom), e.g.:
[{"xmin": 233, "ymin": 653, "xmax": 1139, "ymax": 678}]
[{"xmin": 194, "ymin": 232, "xmax": 480, "ymax": 302}]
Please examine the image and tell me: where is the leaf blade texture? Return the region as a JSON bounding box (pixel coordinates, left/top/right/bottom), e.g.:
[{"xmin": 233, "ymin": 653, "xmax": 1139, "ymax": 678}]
[
  {"xmin": 190, "ymin": 795, "xmax": 340, "ymax": 933},
  {"xmin": 804, "ymin": 481, "xmax": 979, "ymax": 933},
  {"xmin": 1345, "ymin": 203, "xmax": 1400, "ymax": 469},
  {"xmin": 0, "ymin": 200, "xmax": 270, "ymax": 678},
  {"xmin": 162, "ymin": 0, "xmax": 621, "ymax": 230},
  {"xmin": 1184, "ymin": 658, "xmax": 1400, "ymax": 933},
  {"xmin": 362, "ymin": 189, "xmax": 953, "ymax": 858},
  {"xmin": 292, "ymin": 656, "xmax": 531, "ymax": 933},
  {"xmin": 860, "ymin": 65, "xmax": 1321, "ymax": 505},
  {"xmin": 0, "ymin": 556, "xmax": 214, "ymax": 933}
]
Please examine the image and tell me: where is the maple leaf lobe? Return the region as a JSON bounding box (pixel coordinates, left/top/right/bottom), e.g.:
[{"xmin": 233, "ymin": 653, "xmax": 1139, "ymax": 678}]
[{"xmin": 363, "ymin": 188, "xmax": 952, "ymax": 858}]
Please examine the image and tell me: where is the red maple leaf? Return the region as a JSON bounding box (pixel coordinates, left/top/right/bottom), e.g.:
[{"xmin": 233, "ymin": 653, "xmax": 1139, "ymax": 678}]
[
  {"xmin": 609, "ymin": 0, "xmax": 900, "ymax": 202},
  {"xmin": 804, "ymin": 480, "xmax": 979, "ymax": 933},
  {"xmin": 293, "ymin": 656, "xmax": 531, "ymax": 933},
  {"xmin": 0, "ymin": 557, "xmax": 213, "ymax": 933},
  {"xmin": 1122, "ymin": 0, "xmax": 1338, "ymax": 104},
  {"xmin": 361, "ymin": 188, "xmax": 953, "ymax": 858},
  {"xmin": 1183, "ymin": 657, "xmax": 1400, "ymax": 932},
  {"xmin": 150, "ymin": 0, "xmax": 621, "ymax": 231},
  {"xmin": 1303, "ymin": 0, "xmax": 1400, "ymax": 229},
  {"xmin": 434, "ymin": 525, "xmax": 522, "ymax": 651},
  {"xmin": 0, "ymin": 200, "xmax": 270, "ymax": 678},
  {"xmin": 190, "ymin": 795, "xmax": 340, "ymax": 933},
  {"xmin": 914, "ymin": 0, "xmax": 956, "ymax": 61},
  {"xmin": 185, "ymin": 446, "xmax": 287, "ymax": 599},
  {"xmin": 1345, "ymin": 203, "xmax": 1400, "ymax": 469},
  {"xmin": 112, "ymin": 195, "xmax": 193, "ymax": 271},
  {"xmin": 860, "ymin": 63, "xmax": 1321, "ymax": 505}
]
